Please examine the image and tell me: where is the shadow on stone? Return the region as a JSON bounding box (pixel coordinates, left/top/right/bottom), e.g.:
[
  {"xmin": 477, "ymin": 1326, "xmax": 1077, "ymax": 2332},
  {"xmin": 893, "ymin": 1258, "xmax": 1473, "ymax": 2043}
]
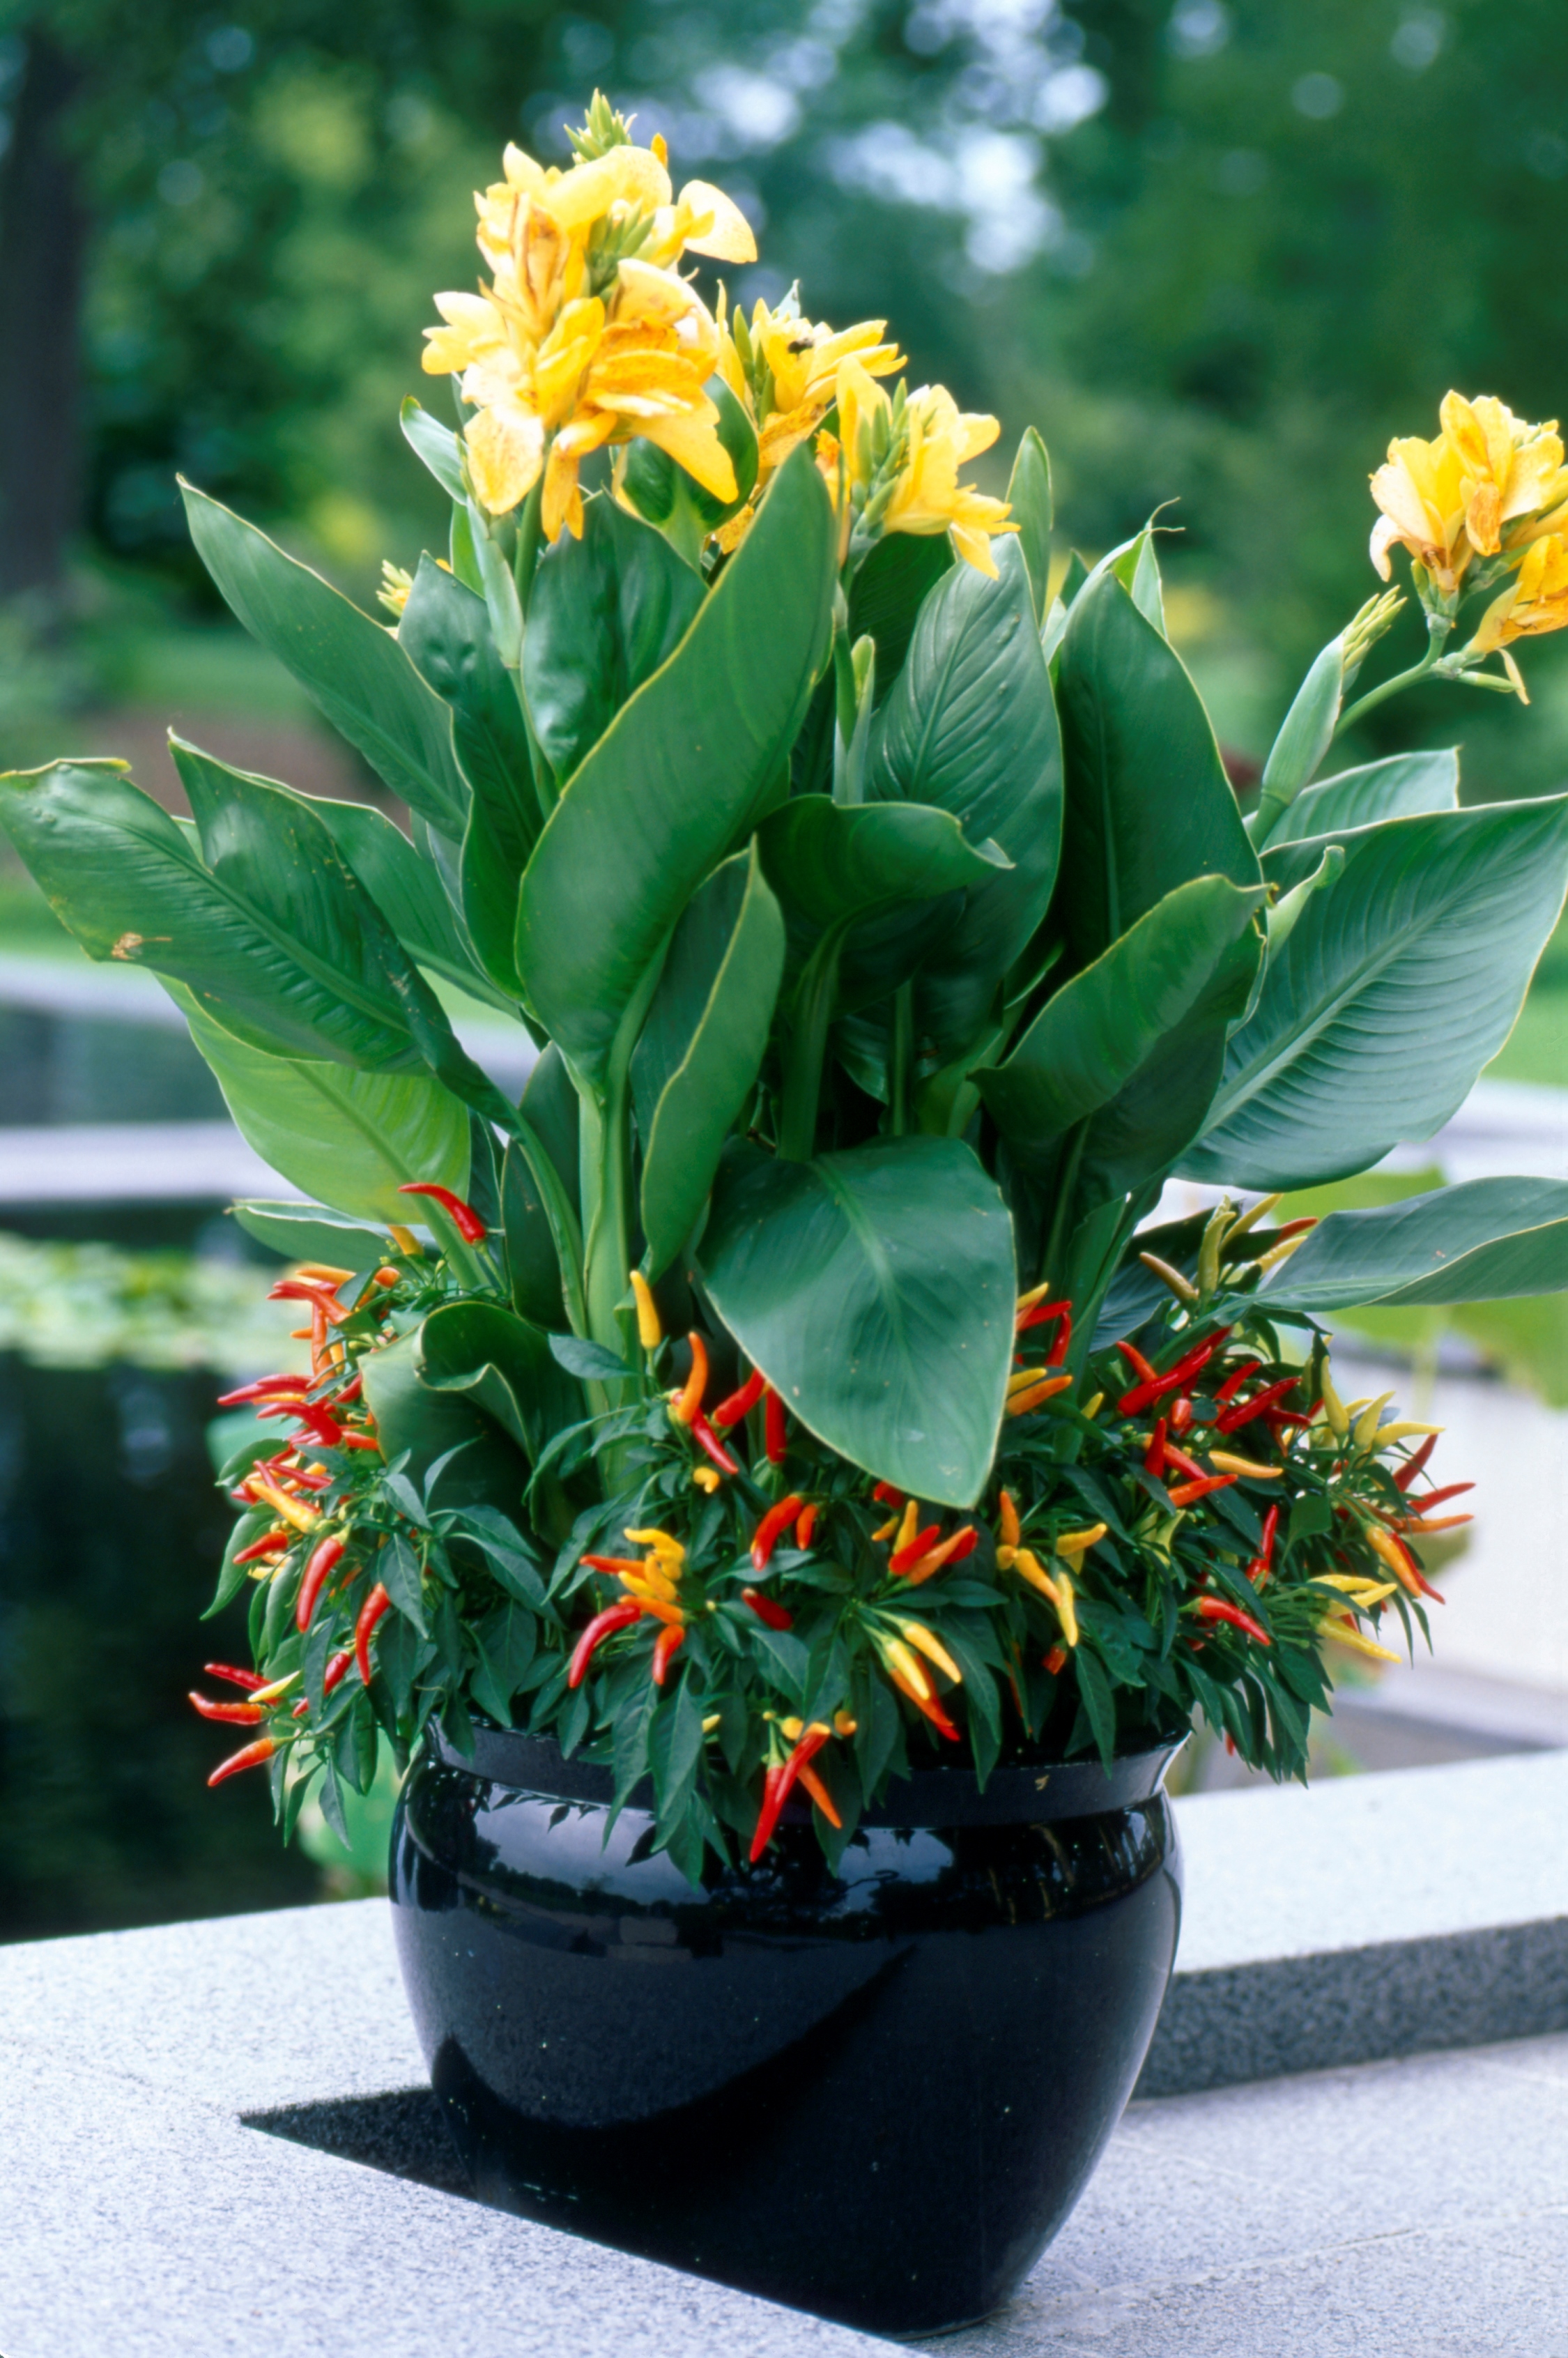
[{"xmin": 245, "ymin": 2088, "xmax": 474, "ymax": 2200}]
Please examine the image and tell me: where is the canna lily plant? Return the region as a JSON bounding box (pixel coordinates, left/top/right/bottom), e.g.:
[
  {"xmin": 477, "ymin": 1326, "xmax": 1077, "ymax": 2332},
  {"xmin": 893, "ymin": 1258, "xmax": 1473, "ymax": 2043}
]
[{"xmin": 8, "ymin": 99, "xmax": 1568, "ymax": 1879}]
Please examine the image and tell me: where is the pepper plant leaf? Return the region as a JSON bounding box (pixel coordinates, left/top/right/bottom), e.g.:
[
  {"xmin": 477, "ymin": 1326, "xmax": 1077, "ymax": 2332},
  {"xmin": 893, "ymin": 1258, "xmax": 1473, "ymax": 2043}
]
[
  {"xmin": 1264, "ymin": 749, "xmax": 1460, "ymax": 848},
  {"xmin": 1054, "ymin": 572, "xmax": 1260, "ymax": 973},
  {"xmin": 1256, "ymin": 1177, "xmax": 1568, "ymax": 1310},
  {"xmin": 699, "ymin": 1136, "xmax": 1015, "ymax": 1507},
  {"xmin": 633, "ymin": 844, "xmax": 787, "ymax": 1280},
  {"xmin": 523, "ymin": 493, "xmax": 706, "ymax": 786},
  {"xmin": 180, "ymin": 482, "xmax": 469, "ymax": 834},
  {"xmin": 867, "ymin": 536, "xmax": 1062, "ymax": 1057},
  {"xmin": 1183, "ymin": 797, "xmax": 1568, "ymax": 1190},
  {"xmin": 516, "ymin": 445, "xmax": 834, "ymax": 1089},
  {"xmin": 398, "ymin": 555, "xmax": 539, "ymax": 997},
  {"xmin": 168, "ymin": 985, "xmax": 470, "ymax": 1222}
]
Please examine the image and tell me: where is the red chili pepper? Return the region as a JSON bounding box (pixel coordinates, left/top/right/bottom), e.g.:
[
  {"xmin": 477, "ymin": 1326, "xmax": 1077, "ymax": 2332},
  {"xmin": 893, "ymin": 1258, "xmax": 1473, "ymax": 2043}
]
[
  {"xmin": 1247, "ymin": 1503, "xmax": 1280, "ymax": 1585},
  {"xmin": 337, "ymin": 1431, "xmax": 383, "ymax": 1452},
  {"xmin": 1016, "ymin": 1296, "xmax": 1071, "ymax": 1335},
  {"xmin": 651, "ymin": 1624, "xmax": 685, "ymax": 1685},
  {"xmin": 1167, "ymin": 1473, "xmax": 1237, "ymax": 1508},
  {"xmin": 323, "ymin": 1650, "xmax": 353, "ymax": 1696},
  {"xmin": 216, "ymin": 1375, "xmax": 309, "ymax": 1407},
  {"xmin": 890, "ymin": 1522, "xmax": 941, "ymax": 1574},
  {"xmin": 232, "ymin": 1532, "xmax": 289, "ymax": 1566},
  {"xmin": 1214, "ymin": 1359, "xmax": 1263, "ymax": 1407},
  {"xmin": 1162, "ymin": 1441, "xmax": 1209, "ymax": 1484},
  {"xmin": 872, "ymin": 1480, "xmax": 903, "ymax": 1506},
  {"xmin": 742, "ymin": 1586, "xmax": 794, "ymax": 1630},
  {"xmin": 712, "ymin": 1368, "xmax": 766, "ymax": 1428},
  {"xmin": 751, "ymin": 1493, "xmax": 806, "ymax": 1572},
  {"xmin": 291, "ymin": 1401, "xmax": 346, "ymax": 1448},
  {"xmin": 398, "ymin": 1181, "xmax": 488, "ymax": 1243},
  {"xmin": 1043, "ymin": 1644, "xmax": 1067, "ymax": 1676},
  {"xmin": 567, "ymin": 1600, "xmax": 643, "ymax": 1688},
  {"xmin": 750, "ymin": 1724, "xmax": 831, "ymax": 1861},
  {"xmin": 1119, "ymin": 1331, "xmax": 1233, "ymax": 1418},
  {"xmin": 907, "ymin": 1683, "xmax": 961, "ymax": 1741},
  {"xmin": 690, "ymin": 1412, "xmax": 741, "ymax": 1476},
  {"xmin": 205, "ymin": 1662, "xmax": 265, "ymax": 1692},
  {"xmin": 764, "ymin": 1387, "xmax": 788, "ymax": 1465},
  {"xmin": 208, "ymin": 1736, "xmax": 277, "ymax": 1786},
  {"xmin": 1144, "ymin": 1418, "xmax": 1168, "ymax": 1477},
  {"xmin": 797, "ymin": 1763, "xmax": 843, "ymax": 1828},
  {"xmin": 1404, "ymin": 1480, "xmax": 1473, "ymax": 1512},
  {"xmin": 333, "ymin": 1374, "xmax": 364, "ymax": 1404},
  {"xmin": 1393, "ymin": 1434, "xmax": 1440, "ymax": 1492},
  {"xmin": 1194, "ymin": 1595, "xmax": 1271, "ymax": 1645},
  {"xmin": 1169, "ymin": 1395, "xmax": 1194, "ymax": 1434},
  {"xmin": 268, "ymin": 1278, "xmax": 351, "ymax": 1321},
  {"xmin": 295, "ymin": 1533, "xmax": 346, "ymax": 1633},
  {"xmin": 189, "ymin": 1691, "xmax": 264, "ymax": 1725},
  {"xmin": 1217, "ymin": 1376, "xmax": 1299, "ymax": 1434},
  {"xmin": 581, "ymin": 1554, "xmax": 647, "ymax": 1575},
  {"xmin": 795, "ymin": 1502, "xmax": 819, "ymax": 1549},
  {"xmin": 354, "ymin": 1582, "xmax": 392, "ymax": 1687},
  {"xmin": 1115, "ymin": 1339, "xmax": 1159, "ymax": 1388}
]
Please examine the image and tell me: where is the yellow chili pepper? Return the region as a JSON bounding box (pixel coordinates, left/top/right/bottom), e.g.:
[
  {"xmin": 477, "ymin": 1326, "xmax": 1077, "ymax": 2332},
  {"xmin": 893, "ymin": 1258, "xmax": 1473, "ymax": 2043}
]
[
  {"xmin": 893, "ymin": 1498, "xmax": 920, "ymax": 1554},
  {"xmin": 1369, "ymin": 1421, "xmax": 1443, "ymax": 1449},
  {"xmin": 1006, "ymin": 1372, "xmax": 1073, "ymax": 1416},
  {"xmin": 1139, "ymin": 1251, "xmax": 1199, "ymax": 1307},
  {"xmin": 1054, "ymin": 1523, "xmax": 1106, "ymax": 1557},
  {"xmin": 882, "ymin": 1635, "xmax": 932, "ymax": 1700},
  {"xmin": 629, "ymin": 1271, "xmax": 663, "ymax": 1351},
  {"xmin": 1083, "ymin": 1392, "xmax": 1104, "ymax": 1419},
  {"xmin": 895, "ymin": 1618, "xmax": 962, "ymax": 1684},
  {"xmin": 1208, "ymin": 1450, "xmax": 1282, "ymax": 1480},
  {"xmin": 248, "ymin": 1477, "xmax": 321, "ymax": 1536},
  {"xmin": 1253, "ymin": 1230, "xmax": 1312, "ymax": 1276},
  {"xmin": 833, "ymin": 1710, "xmax": 859, "ymax": 1738},
  {"xmin": 1352, "ymin": 1391, "xmax": 1397, "ymax": 1450},
  {"xmin": 1319, "ymin": 1357, "xmax": 1349, "ymax": 1439},
  {"xmin": 247, "ymin": 1669, "xmax": 301, "ymax": 1706},
  {"xmin": 625, "ymin": 1526, "xmax": 686, "ymax": 1562},
  {"xmin": 387, "ymin": 1223, "xmax": 420, "ymax": 1255},
  {"xmin": 1197, "ymin": 1202, "xmax": 1234, "ymax": 1299},
  {"xmin": 1321, "ymin": 1613, "xmax": 1401, "ymax": 1664},
  {"xmin": 1015, "ymin": 1278, "xmax": 1055, "ymax": 1313},
  {"xmin": 1220, "ymin": 1192, "xmax": 1281, "ymax": 1251}
]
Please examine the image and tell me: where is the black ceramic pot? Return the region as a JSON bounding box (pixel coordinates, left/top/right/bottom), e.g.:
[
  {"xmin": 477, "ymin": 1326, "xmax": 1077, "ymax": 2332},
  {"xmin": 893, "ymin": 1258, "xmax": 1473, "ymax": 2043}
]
[{"xmin": 390, "ymin": 1722, "xmax": 1183, "ymax": 2338}]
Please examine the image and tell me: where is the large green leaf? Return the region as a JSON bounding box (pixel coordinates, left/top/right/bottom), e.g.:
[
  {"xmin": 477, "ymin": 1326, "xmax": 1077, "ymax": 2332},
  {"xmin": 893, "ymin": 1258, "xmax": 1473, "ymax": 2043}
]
[
  {"xmin": 361, "ymin": 1331, "xmax": 525, "ymax": 1510},
  {"xmin": 180, "ymin": 483, "xmax": 468, "ymax": 834},
  {"xmin": 1184, "ymin": 797, "xmax": 1568, "ymax": 1190},
  {"xmin": 1259, "ymin": 1177, "xmax": 1568, "ymax": 1310},
  {"xmin": 170, "ymin": 986, "xmax": 470, "ymax": 1221},
  {"xmin": 516, "ymin": 447, "xmax": 834, "ymax": 1088},
  {"xmin": 502, "ymin": 1045, "xmax": 585, "ymax": 1335},
  {"xmin": 1054, "ymin": 572, "xmax": 1259, "ymax": 972},
  {"xmin": 399, "ymin": 556, "xmax": 538, "ymax": 997},
  {"xmin": 415, "ymin": 1299, "xmax": 583, "ymax": 1463},
  {"xmin": 523, "ymin": 494, "xmax": 705, "ymax": 786},
  {"xmin": 867, "ymin": 537, "xmax": 1062, "ymax": 1055},
  {"xmin": 232, "ymin": 1200, "xmax": 392, "ymax": 1268},
  {"xmin": 1007, "ymin": 427, "xmax": 1052, "ymax": 627},
  {"xmin": 978, "ymin": 875, "xmax": 1266, "ymax": 1177},
  {"xmin": 1266, "ymin": 750, "xmax": 1460, "ymax": 848},
  {"xmin": 699, "ymin": 1136, "xmax": 1015, "ymax": 1506},
  {"xmin": 633, "ymin": 845, "xmax": 787, "ymax": 1278},
  {"xmin": 307, "ymin": 797, "xmax": 512, "ymax": 1015}
]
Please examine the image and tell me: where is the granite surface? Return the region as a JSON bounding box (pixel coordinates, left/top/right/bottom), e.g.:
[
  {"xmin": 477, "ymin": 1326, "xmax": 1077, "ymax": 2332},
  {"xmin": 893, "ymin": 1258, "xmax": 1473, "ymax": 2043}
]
[{"xmin": 2, "ymin": 1752, "xmax": 1565, "ymax": 2356}]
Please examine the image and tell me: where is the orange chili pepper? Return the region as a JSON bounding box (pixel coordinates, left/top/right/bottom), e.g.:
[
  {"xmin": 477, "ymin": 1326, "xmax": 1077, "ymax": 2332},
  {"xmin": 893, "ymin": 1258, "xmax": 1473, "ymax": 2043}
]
[{"xmin": 670, "ymin": 1333, "xmax": 709, "ymax": 1425}]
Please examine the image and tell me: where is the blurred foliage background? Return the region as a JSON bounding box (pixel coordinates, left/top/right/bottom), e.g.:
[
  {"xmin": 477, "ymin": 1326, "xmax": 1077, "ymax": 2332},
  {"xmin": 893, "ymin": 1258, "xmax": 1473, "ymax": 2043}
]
[{"xmin": 1, "ymin": 0, "xmax": 1567, "ymax": 790}]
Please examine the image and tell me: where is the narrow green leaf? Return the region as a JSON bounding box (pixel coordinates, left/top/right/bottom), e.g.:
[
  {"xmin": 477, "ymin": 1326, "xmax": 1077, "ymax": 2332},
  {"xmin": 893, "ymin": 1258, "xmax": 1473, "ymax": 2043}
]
[
  {"xmin": 700, "ymin": 1137, "xmax": 1015, "ymax": 1507},
  {"xmin": 1252, "ymin": 634, "xmax": 1345, "ymax": 842},
  {"xmin": 180, "ymin": 482, "xmax": 468, "ymax": 833},
  {"xmin": 309, "ymin": 797, "xmax": 512, "ymax": 1013},
  {"xmin": 1006, "ymin": 427, "xmax": 1052, "ymax": 627},
  {"xmin": 1055, "ymin": 572, "xmax": 1260, "ymax": 971},
  {"xmin": 636, "ymin": 843, "xmax": 787, "ymax": 1278},
  {"xmin": 516, "ymin": 447, "xmax": 834, "ymax": 1087},
  {"xmin": 1185, "ymin": 798, "xmax": 1568, "ymax": 1189},
  {"xmin": 400, "ymin": 397, "xmax": 466, "ymax": 500}
]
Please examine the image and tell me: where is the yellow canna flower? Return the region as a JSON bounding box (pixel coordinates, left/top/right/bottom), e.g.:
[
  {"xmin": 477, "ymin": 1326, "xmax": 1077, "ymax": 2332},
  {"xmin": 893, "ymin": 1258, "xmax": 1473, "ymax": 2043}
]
[
  {"xmin": 1370, "ymin": 391, "xmax": 1568, "ymax": 599},
  {"xmin": 422, "ymin": 104, "xmax": 751, "ymax": 538},
  {"xmin": 817, "ymin": 359, "xmax": 1016, "ymax": 576},
  {"xmin": 1469, "ymin": 532, "xmax": 1568, "ymax": 663},
  {"xmin": 1369, "ymin": 427, "xmax": 1473, "ymax": 595},
  {"xmin": 1438, "ymin": 392, "xmax": 1567, "ymax": 556}
]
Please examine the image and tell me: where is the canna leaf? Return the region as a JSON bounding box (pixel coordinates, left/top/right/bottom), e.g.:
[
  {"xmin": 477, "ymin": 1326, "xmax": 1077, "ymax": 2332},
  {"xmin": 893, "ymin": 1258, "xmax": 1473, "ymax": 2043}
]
[
  {"xmin": 1250, "ymin": 632, "xmax": 1346, "ymax": 843},
  {"xmin": 180, "ymin": 482, "xmax": 468, "ymax": 834},
  {"xmin": 523, "ymin": 494, "xmax": 705, "ymax": 787},
  {"xmin": 516, "ymin": 445, "xmax": 834, "ymax": 1089},
  {"xmin": 399, "ymin": 396, "xmax": 466, "ymax": 500},
  {"xmin": 309, "ymin": 796, "xmax": 514, "ymax": 1015},
  {"xmin": 633, "ymin": 845, "xmax": 787, "ymax": 1279},
  {"xmin": 415, "ymin": 1299, "xmax": 584, "ymax": 1465},
  {"xmin": 1184, "ymin": 797, "xmax": 1568, "ymax": 1190},
  {"xmin": 1006, "ymin": 427, "xmax": 1053, "ymax": 628},
  {"xmin": 978, "ymin": 875, "xmax": 1266, "ymax": 1195},
  {"xmin": 867, "ymin": 537, "xmax": 1062, "ymax": 1057},
  {"xmin": 231, "ymin": 1200, "xmax": 391, "ymax": 1268},
  {"xmin": 1264, "ymin": 749, "xmax": 1459, "ymax": 848},
  {"xmin": 361, "ymin": 1331, "xmax": 526, "ymax": 1510},
  {"xmin": 1054, "ymin": 573, "xmax": 1260, "ymax": 974},
  {"xmin": 399, "ymin": 555, "xmax": 538, "ymax": 997},
  {"xmin": 845, "ymin": 530, "xmax": 954, "ymax": 703},
  {"xmin": 699, "ymin": 1135, "xmax": 1015, "ymax": 1507},
  {"xmin": 169, "ymin": 985, "xmax": 470, "ymax": 1223},
  {"xmin": 1258, "ymin": 1176, "xmax": 1568, "ymax": 1310}
]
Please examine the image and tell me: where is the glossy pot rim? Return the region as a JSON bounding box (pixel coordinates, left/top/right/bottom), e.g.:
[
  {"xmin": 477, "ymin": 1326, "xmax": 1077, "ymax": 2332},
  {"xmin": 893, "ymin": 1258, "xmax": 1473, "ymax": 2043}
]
[{"xmin": 426, "ymin": 1719, "xmax": 1185, "ymax": 1825}]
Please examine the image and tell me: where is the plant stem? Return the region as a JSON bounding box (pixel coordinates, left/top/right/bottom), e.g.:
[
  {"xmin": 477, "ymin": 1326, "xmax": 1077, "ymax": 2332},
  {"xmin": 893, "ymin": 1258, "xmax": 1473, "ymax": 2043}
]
[
  {"xmin": 1336, "ymin": 613, "xmax": 1452, "ymax": 737},
  {"xmin": 889, "ymin": 981, "xmax": 914, "ymax": 1136}
]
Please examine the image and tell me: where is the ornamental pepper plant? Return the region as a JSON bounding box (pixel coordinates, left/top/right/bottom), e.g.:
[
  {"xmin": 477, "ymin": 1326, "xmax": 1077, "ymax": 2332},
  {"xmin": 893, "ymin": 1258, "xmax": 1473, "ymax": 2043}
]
[{"xmin": 7, "ymin": 98, "xmax": 1568, "ymax": 1876}]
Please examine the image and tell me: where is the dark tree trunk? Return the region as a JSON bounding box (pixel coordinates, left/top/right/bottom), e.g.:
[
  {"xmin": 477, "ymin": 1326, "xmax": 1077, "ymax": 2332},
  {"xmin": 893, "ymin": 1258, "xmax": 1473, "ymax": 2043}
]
[{"xmin": 0, "ymin": 34, "xmax": 87, "ymax": 600}]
